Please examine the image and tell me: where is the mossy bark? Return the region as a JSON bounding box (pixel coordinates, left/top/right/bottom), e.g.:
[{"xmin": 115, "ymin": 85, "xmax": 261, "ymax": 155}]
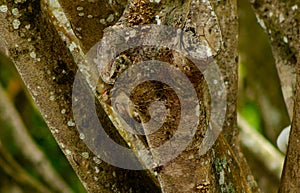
[{"xmin": 0, "ymin": 0, "xmax": 261, "ymax": 192}]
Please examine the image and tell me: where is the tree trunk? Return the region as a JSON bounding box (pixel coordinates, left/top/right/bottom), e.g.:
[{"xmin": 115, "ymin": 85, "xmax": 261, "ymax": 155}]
[
  {"xmin": 248, "ymin": 0, "xmax": 300, "ymax": 192},
  {"xmin": 0, "ymin": 0, "xmax": 264, "ymax": 192}
]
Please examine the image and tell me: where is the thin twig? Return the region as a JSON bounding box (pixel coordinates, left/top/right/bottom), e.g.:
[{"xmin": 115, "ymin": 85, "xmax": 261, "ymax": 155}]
[
  {"xmin": 0, "ymin": 141, "xmax": 52, "ymax": 193},
  {"xmin": 0, "ymin": 84, "xmax": 73, "ymax": 193},
  {"xmin": 238, "ymin": 113, "xmax": 284, "ymax": 179}
]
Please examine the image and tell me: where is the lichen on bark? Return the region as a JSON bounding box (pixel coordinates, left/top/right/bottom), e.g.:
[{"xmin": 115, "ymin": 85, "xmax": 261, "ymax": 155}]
[{"xmin": 0, "ymin": 0, "xmax": 262, "ymax": 192}]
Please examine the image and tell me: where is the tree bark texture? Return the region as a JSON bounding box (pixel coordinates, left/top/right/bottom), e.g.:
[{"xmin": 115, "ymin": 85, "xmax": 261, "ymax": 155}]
[
  {"xmin": 0, "ymin": 0, "xmax": 262, "ymax": 192},
  {"xmin": 249, "ymin": 0, "xmax": 300, "ymax": 192}
]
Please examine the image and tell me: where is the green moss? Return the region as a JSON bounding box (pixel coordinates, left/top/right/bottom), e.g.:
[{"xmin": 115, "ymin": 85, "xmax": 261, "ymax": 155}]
[
  {"xmin": 220, "ymin": 182, "xmax": 236, "ymax": 193},
  {"xmin": 214, "ymin": 157, "xmax": 227, "ymax": 173},
  {"xmin": 213, "ymin": 157, "xmax": 237, "ymax": 192}
]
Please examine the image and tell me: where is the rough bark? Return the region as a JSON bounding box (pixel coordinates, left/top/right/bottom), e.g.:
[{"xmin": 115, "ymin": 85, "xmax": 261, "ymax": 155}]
[
  {"xmin": 0, "ymin": 0, "xmax": 159, "ymax": 192},
  {"xmin": 249, "ymin": 0, "xmax": 299, "ymax": 119},
  {"xmin": 0, "ymin": 0, "xmax": 260, "ymax": 192},
  {"xmin": 238, "ymin": 0, "xmax": 290, "ymax": 144},
  {"xmin": 249, "ymin": 0, "xmax": 300, "ymax": 192},
  {"xmin": 279, "ymin": 55, "xmax": 300, "ymax": 193}
]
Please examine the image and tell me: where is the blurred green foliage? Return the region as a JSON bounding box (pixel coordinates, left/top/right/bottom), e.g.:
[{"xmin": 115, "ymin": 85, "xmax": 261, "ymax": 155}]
[
  {"xmin": 240, "ymin": 100, "xmax": 262, "ymax": 133},
  {"xmin": 0, "ymin": 54, "xmax": 86, "ymax": 193},
  {"xmin": 238, "ymin": 0, "xmax": 289, "ymax": 142},
  {"xmin": 0, "ymin": 0, "xmax": 291, "ymax": 192}
]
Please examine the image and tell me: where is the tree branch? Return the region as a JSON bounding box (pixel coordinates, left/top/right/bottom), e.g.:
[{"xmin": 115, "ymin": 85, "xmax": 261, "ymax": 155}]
[
  {"xmin": 238, "ymin": 114, "xmax": 284, "ymax": 179},
  {"xmin": 0, "ymin": 0, "xmax": 160, "ymax": 192},
  {"xmin": 279, "ymin": 55, "xmax": 300, "ymax": 193},
  {"xmin": 0, "ymin": 83, "xmax": 73, "ymax": 193},
  {"xmin": 249, "ymin": 0, "xmax": 300, "ymax": 119}
]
